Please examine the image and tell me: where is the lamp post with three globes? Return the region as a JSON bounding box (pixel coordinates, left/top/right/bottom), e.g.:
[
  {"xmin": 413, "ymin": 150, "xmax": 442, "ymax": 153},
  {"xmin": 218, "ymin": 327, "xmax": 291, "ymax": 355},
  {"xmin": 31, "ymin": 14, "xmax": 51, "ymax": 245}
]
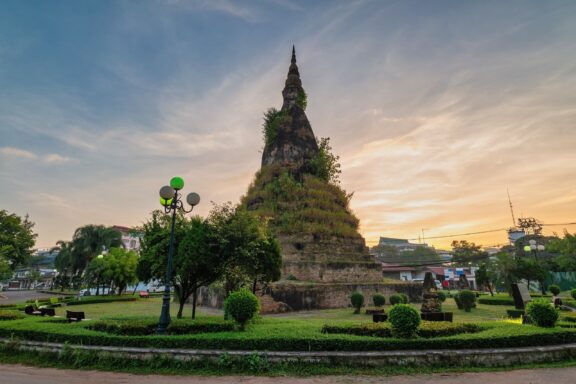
[{"xmin": 157, "ymin": 176, "xmax": 200, "ymax": 334}]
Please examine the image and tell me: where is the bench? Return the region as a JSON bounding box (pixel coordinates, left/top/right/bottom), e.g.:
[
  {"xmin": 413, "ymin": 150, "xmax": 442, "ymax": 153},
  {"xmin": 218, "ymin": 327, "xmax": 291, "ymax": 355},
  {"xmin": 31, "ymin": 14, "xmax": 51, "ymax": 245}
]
[
  {"xmin": 139, "ymin": 291, "xmax": 150, "ymax": 298},
  {"xmin": 24, "ymin": 305, "xmax": 55, "ymax": 317},
  {"xmin": 372, "ymin": 313, "xmax": 388, "ymax": 322},
  {"xmin": 66, "ymin": 310, "xmax": 85, "ymax": 322}
]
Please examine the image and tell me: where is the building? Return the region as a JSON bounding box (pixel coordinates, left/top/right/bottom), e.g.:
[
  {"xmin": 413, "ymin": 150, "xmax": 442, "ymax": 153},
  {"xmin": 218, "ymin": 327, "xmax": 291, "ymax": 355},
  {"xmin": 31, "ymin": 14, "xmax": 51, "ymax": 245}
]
[
  {"xmin": 377, "ymin": 237, "xmax": 429, "ymax": 252},
  {"xmin": 112, "ymin": 225, "xmax": 141, "ymax": 252}
]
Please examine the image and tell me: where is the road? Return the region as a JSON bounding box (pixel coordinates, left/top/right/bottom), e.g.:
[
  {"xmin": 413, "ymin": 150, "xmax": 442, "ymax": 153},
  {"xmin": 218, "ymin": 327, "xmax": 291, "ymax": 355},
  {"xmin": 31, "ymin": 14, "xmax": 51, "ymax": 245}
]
[
  {"xmin": 0, "ymin": 290, "xmax": 68, "ymax": 304},
  {"xmin": 1, "ymin": 365, "xmax": 575, "ymax": 384}
]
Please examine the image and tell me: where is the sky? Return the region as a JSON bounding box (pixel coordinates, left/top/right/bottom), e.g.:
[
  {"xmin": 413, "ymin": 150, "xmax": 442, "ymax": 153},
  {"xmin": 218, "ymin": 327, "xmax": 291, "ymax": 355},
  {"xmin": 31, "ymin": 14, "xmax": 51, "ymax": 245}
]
[{"xmin": 1, "ymin": 0, "xmax": 576, "ymax": 250}]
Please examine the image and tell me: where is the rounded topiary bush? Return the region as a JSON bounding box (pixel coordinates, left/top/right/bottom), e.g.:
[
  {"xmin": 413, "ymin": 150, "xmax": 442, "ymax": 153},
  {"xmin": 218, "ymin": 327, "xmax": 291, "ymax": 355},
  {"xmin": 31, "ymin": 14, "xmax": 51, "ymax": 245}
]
[
  {"xmin": 526, "ymin": 299, "xmax": 559, "ymax": 327},
  {"xmin": 571, "ymin": 288, "xmax": 576, "ymax": 300},
  {"xmin": 458, "ymin": 290, "xmax": 476, "ymax": 312},
  {"xmin": 549, "ymin": 285, "xmax": 561, "ymax": 296},
  {"xmin": 437, "ymin": 291, "xmax": 447, "ymax": 302},
  {"xmin": 388, "ymin": 304, "xmax": 420, "ymax": 338},
  {"xmin": 372, "ymin": 294, "xmax": 385, "ymax": 307},
  {"xmin": 399, "ymin": 293, "xmax": 409, "ymax": 304},
  {"xmin": 224, "ymin": 288, "xmax": 260, "ymax": 330},
  {"xmin": 350, "ymin": 292, "xmax": 364, "ymax": 314},
  {"xmin": 389, "ymin": 294, "xmax": 403, "ymax": 305}
]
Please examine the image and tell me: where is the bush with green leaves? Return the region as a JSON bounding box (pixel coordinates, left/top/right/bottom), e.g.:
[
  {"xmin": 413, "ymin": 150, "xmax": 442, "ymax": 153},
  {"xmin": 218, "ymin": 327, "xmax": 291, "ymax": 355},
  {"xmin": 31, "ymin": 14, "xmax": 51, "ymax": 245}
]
[
  {"xmin": 436, "ymin": 291, "xmax": 447, "ymax": 302},
  {"xmin": 372, "ymin": 294, "xmax": 385, "ymax": 307},
  {"xmin": 0, "ymin": 310, "xmax": 24, "ymax": 321},
  {"xmin": 458, "ymin": 290, "xmax": 476, "ymax": 312},
  {"xmin": 526, "ymin": 299, "xmax": 559, "ymax": 328},
  {"xmin": 399, "ymin": 293, "xmax": 409, "ymax": 304},
  {"xmin": 572, "ymin": 289, "xmax": 576, "ymax": 300},
  {"xmin": 389, "ymin": 294, "xmax": 402, "ymax": 305},
  {"xmin": 388, "ymin": 304, "xmax": 420, "ymax": 338},
  {"xmin": 549, "ymin": 285, "xmax": 561, "ymax": 296},
  {"xmin": 350, "ymin": 292, "xmax": 364, "ymax": 314},
  {"xmin": 224, "ymin": 289, "xmax": 260, "ymax": 330}
]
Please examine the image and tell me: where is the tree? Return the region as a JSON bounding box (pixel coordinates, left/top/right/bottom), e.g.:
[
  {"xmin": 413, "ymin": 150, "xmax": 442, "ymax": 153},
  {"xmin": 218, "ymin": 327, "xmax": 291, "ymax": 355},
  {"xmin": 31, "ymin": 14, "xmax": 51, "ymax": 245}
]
[
  {"xmin": 0, "ymin": 210, "xmax": 37, "ymax": 268},
  {"xmin": 451, "ymin": 240, "xmax": 489, "ymax": 265},
  {"xmin": 101, "ymin": 248, "xmax": 138, "ymax": 295},
  {"xmin": 309, "ymin": 137, "xmax": 341, "ymax": 184},
  {"xmin": 175, "ymin": 216, "xmax": 225, "ymax": 319},
  {"xmin": 0, "ymin": 256, "xmax": 11, "ymax": 282},
  {"xmin": 70, "ymin": 225, "xmax": 123, "ymax": 274},
  {"xmin": 493, "ymin": 251, "xmax": 518, "ymax": 294},
  {"xmin": 475, "ymin": 263, "xmax": 494, "ymax": 296},
  {"xmin": 547, "ymin": 232, "xmax": 576, "ymax": 270},
  {"xmin": 515, "ymin": 257, "xmax": 547, "ymax": 293},
  {"xmin": 208, "ymin": 204, "xmax": 282, "ymax": 295}
]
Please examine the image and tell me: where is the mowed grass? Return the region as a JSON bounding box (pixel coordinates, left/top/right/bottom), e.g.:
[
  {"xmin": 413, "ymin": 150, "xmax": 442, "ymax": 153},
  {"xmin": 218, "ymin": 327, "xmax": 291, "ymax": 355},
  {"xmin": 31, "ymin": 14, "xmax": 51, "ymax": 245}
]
[{"xmin": 44, "ymin": 295, "xmax": 516, "ymax": 325}]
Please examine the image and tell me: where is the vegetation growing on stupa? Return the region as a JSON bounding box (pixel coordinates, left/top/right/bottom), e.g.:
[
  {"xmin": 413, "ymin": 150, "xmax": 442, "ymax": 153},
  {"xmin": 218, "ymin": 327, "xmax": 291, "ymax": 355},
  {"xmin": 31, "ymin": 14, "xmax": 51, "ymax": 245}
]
[{"xmin": 243, "ymin": 135, "xmax": 359, "ymax": 239}]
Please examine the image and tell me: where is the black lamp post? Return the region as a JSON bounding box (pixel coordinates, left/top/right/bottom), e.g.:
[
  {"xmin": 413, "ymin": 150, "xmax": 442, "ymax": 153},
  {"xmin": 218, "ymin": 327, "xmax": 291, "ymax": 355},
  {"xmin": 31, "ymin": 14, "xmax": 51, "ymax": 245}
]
[{"xmin": 157, "ymin": 176, "xmax": 200, "ymax": 334}]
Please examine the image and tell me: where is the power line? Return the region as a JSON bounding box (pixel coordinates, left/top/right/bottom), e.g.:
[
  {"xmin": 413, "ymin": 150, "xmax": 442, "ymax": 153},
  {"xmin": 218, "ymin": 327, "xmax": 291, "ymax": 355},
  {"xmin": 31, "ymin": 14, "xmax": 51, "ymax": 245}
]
[
  {"xmin": 407, "ymin": 228, "xmax": 508, "ymax": 241},
  {"xmin": 542, "ymin": 222, "xmax": 576, "ymax": 226}
]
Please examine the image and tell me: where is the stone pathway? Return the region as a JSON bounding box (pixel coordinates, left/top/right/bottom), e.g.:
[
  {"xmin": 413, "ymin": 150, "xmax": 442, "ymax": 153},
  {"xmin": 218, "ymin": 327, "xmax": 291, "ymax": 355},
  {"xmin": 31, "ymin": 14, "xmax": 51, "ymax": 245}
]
[{"xmin": 1, "ymin": 364, "xmax": 575, "ymax": 384}]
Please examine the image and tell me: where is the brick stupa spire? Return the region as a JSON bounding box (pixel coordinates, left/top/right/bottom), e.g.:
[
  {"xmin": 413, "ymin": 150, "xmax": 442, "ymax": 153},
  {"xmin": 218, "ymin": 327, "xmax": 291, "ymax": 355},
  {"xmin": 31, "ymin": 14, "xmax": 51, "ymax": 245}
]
[{"xmin": 261, "ymin": 46, "xmax": 318, "ymax": 168}]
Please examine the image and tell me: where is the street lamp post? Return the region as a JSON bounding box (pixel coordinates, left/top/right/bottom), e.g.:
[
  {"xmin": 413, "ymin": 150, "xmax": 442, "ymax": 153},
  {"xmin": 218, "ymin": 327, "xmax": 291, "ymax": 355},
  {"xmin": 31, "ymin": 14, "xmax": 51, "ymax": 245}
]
[{"xmin": 157, "ymin": 176, "xmax": 200, "ymax": 334}]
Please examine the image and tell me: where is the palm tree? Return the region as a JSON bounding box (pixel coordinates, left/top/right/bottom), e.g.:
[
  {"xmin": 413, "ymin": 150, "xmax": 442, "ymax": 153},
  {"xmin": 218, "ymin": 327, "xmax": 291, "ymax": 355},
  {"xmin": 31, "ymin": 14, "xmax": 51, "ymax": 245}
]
[{"xmin": 71, "ymin": 225, "xmax": 123, "ymax": 274}]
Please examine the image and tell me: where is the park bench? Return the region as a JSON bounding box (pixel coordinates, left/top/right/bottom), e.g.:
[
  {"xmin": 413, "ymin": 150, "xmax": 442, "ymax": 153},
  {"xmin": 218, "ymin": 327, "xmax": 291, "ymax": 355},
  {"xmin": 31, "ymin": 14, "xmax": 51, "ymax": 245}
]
[
  {"xmin": 139, "ymin": 291, "xmax": 150, "ymax": 298},
  {"xmin": 66, "ymin": 310, "xmax": 85, "ymax": 322},
  {"xmin": 24, "ymin": 305, "xmax": 55, "ymax": 317},
  {"xmin": 372, "ymin": 313, "xmax": 388, "ymax": 322}
]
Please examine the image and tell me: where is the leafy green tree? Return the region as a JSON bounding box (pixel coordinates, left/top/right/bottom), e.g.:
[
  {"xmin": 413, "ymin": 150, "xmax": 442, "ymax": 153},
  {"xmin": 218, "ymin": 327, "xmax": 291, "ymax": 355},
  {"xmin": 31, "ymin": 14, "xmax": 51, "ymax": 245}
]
[
  {"xmin": 451, "ymin": 240, "xmax": 489, "ymax": 265},
  {"xmin": 547, "ymin": 232, "xmax": 576, "ymax": 270},
  {"xmin": 493, "ymin": 251, "xmax": 518, "ymax": 294},
  {"xmin": 475, "ymin": 263, "xmax": 494, "ymax": 296},
  {"xmin": 208, "ymin": 204, "xmax": 282, "ymax": 295},
  {"xmin": 0, "ymin": 210, "xmax": 37, "ymax": 268},
  {"xmin": 515, "ymin": 257, "xmax": 547, "ymax": 293},
  {"xmin": 309, "ymin": 137, "xmax": 341, "ymax": 184},
  {"xmin": 0, "ymin": 257, "xmax": 11, "ymax": 282},
  {"xmin": 101, "ymin": 247, "xmax": 138, "ymax": 295},
  {"xmin": 70, "ymin": 225, "xmax": 123, "ymax": 274},
  {"xmin": 176, "ymin": 216, "xmax": 226, "ymax": 318}
]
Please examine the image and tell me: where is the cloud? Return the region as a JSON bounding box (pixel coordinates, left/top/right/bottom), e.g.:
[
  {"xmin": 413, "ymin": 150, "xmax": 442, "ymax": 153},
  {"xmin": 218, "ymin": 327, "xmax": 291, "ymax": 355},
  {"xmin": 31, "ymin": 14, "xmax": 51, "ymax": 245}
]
[
  {"xmin": 44, "ymin": 154, "xmax": 71, "ymax": 164},
  {"xmin": 0, "ymin": 147, "xmax": 37, "ymax": 159}
]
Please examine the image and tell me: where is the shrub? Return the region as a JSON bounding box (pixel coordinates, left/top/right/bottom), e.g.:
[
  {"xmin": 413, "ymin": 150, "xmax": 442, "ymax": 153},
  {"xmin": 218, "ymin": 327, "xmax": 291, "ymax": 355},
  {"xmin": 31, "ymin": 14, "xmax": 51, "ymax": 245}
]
[
  {"xmin": 458, "ymin": 290, "xmax": 476, "ymax": 312},
  {"xmin": 224, "ymin": 289, "xmax": 260, "ymax": 330},
  {"xmin": 372, "ymin": 294, "xmax": 385, "ymax": 307},
  {"xmin": 399, "ymin": 293, "xmax": 409, "ymax": 304},
  {"xmin": 87, "ymin": 319, "xmax": 234, "ymax": 336},
  {"xmin": 388, "ymin": 304, "xmax": 420, "ymax": 338},
  {"xmin": 321, "ymin": 322, "xmax": 483, "ymax": 338},
  {"xmin": 478, "ymin": 296, "xmax": 514, "ymax": 306},
  {"xmin": 350, "ymin": 292, "xmax": 364, "ymax": 314},
  {"xmin": 0, "ymin": 310, "xmax": 24, "ymax": 321},
  {"xmin": 526, "ymin": 299, "xmax": 559, "ymax": 328},
  {"xmin": 549, "ymin": 285, "xmax": 561, "ymax": 296},
  {"xmin": 389, "ymin": 294, "xmax": 403, "ymax": 305},
  {"xmin": 571, "ymin": 289, "xmax": 576, "ymax": 300},
  {"xmin": 437, "ymin": 291, "xmax": 447, "ymax": 302}
]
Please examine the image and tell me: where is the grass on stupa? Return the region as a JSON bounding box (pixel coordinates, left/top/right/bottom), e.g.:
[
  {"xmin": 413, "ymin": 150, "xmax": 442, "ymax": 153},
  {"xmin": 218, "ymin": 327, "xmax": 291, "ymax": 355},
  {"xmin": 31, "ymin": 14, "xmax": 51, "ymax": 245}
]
[{"xmin": 242, "ymin": 166, "xmax": 361, "ymax": 239}]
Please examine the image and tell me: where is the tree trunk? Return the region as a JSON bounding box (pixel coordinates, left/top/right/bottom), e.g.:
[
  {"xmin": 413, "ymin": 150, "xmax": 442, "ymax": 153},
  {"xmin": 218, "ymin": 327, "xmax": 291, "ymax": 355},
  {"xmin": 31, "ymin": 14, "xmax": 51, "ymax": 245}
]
[
  {"xmin": 192, "ymin": 288, "xmax": 198, "ymax": 319},
  {"xmin": 488, "ymin": 282, "xmax": 494, "ymax": 296},
  {"xmin": 252, "ymin": 278, "xmax": 257, "ymax": 294}
]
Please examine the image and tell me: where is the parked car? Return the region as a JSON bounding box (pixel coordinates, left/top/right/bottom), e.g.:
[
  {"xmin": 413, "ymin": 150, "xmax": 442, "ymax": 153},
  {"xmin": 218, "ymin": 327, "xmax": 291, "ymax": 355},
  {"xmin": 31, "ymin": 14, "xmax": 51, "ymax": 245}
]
[{"xmin": 79, "ymin": 287, "xmax": 112, "ymax": 296}]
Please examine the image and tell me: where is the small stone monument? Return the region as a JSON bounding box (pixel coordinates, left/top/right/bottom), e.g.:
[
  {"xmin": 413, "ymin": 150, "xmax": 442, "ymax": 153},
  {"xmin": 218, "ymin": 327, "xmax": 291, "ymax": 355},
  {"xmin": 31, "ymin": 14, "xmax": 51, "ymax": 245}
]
[{"xmin": 421, "ymin": 272, "xmax": 441, "ymax": 313}]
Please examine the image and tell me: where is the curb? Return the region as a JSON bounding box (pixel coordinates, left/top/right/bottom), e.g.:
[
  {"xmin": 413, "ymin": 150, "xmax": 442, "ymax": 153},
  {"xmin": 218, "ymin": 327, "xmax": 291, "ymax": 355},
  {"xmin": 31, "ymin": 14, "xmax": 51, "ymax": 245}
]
[{"xmin": 3, "ymin": 339, "xmax": 576, "ymax": 367}]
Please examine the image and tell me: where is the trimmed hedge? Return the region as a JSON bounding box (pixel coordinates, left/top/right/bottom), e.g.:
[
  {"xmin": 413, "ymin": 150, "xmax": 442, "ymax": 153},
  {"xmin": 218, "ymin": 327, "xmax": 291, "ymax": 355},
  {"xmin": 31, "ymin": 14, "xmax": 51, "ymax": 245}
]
[
  {"xmin": 458, "ymin": 290, "xmax": 476, "ymax": 312},
  {"xmin": 527, "ymin": 300, "xmax": 559, "ymax": 328},
  {"xmin": 224, "ymin": 289, "xmax": 260, "ymax": 330},
  {"xmin": 478, "ymin": 296, "xmax": 514, "ymax": 306},
  {"xmin": 389, "ymin": 304, "xmax": 419, "ymax": 338},
  {"xmin": 321, "ymin": 322, "xmax": 483, "ymax": 338},
  {"xmin": 66, "ymin": 297, "xmax": 138, "ymax": 306},
  {"xmin": 389, "ymin": 294, "xmax": 402, "ymax": 305},
  {"xmin": 0, "ymin": 310, "xmax": 24, "ymax": 321},
  {"xmin": 87, "ymin": 319, "xmax": 234, "ymax": 336},
  {"xmin": 549, "ymin": 285, "xmax": 561, "ymax": 296},
  {"xmin": 372, "ymin": 294, "xmax": 385, "ymax": 307},
  {"xmin": 350, "ymin": 292, "xmax": 364, "ymax": 314},
  {"xmin": 1, "ymin": 318, "xmax": 576, "ymax": 351}
]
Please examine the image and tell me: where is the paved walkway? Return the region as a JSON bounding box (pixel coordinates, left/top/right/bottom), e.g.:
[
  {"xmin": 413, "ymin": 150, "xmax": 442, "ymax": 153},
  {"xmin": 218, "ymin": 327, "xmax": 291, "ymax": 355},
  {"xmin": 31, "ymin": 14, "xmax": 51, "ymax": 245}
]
[{"xmin": 1, "ymin": 364, "xmax": 576, "ymax": 384}]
